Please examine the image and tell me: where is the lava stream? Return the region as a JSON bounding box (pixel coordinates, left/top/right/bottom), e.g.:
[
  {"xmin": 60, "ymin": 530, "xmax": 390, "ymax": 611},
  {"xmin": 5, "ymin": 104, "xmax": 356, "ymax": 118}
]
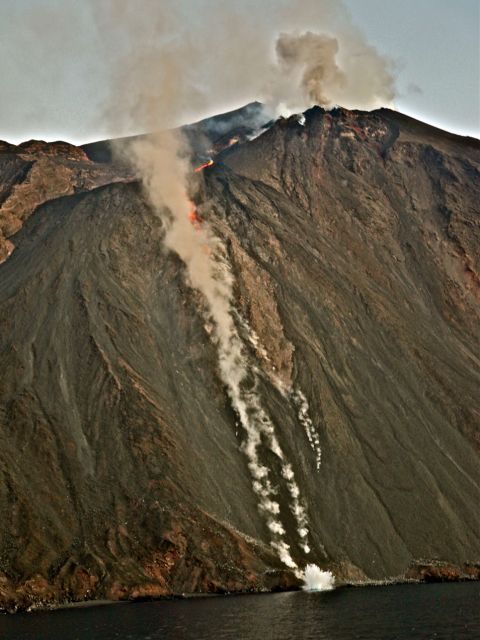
[{"xmin": 194, "ymin": 159, "xmax": 214, "ymax": 172}]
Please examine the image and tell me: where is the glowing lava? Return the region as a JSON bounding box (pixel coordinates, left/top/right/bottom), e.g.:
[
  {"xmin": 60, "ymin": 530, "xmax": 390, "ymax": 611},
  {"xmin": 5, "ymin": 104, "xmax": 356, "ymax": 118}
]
[
  {"xmin": 194, "ymin": 159, "xmax": 214, "ymax": 172},
  {"xmin": 188, "ymin": 203, "xmax": 202, "ymax": 230}
]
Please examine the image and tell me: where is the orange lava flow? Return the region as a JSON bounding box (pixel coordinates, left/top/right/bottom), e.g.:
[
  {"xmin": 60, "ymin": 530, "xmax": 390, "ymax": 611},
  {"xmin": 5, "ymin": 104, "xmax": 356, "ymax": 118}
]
[
  {"xmin": 188, "ymin": 206, "xmax": 201, "ymax": 224},
  {"xmin": 188, "ymin": 202, "xmax": 203, "ymax": 231},
  {"xmin": 194, "ymin": 159, "xmax": 214, "ymax": 172},
  {"xmin": 188, "ymin": 202, "xmax": 211, "ymax": 254}
]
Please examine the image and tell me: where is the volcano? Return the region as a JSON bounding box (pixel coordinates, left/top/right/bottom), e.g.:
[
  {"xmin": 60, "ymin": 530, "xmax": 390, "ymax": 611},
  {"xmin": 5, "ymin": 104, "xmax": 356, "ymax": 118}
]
[{"xmin": 0, "ymin": 104, "xmax": 479, "ymax": 611}]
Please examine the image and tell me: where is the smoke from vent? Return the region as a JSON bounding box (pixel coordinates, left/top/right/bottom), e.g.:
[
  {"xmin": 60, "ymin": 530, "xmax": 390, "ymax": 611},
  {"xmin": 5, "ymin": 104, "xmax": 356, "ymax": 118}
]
[
  {"xmin": 268, "ymin": 29, "xmax": 394, "ymax": 114},
  {"xmin": 275, "ymin": 32, "xmax": 346, "ymax": 108},
  {"xmin": 90, "ymin": 0, "xmax": 396, "ymax": 136}
]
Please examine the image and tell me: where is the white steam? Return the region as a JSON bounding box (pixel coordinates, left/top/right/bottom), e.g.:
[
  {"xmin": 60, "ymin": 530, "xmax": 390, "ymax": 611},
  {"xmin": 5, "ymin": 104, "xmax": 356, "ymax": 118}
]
[{"xmin": 302, "ymin": 564, "xmax": 335, "ymax": 591}]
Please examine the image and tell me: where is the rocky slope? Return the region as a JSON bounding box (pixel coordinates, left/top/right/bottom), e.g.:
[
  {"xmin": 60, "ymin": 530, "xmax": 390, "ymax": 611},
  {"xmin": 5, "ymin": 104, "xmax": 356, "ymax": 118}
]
[{"xmin": 0, "ymin": 105, "xmax": 479, "ymax": 611}]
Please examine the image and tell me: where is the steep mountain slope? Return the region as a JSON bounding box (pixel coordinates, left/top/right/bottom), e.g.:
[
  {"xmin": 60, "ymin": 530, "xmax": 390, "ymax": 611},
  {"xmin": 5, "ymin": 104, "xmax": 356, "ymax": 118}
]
[{"xmin": 0, "ymin": 105, "xmax": 479, "ymax": 610}]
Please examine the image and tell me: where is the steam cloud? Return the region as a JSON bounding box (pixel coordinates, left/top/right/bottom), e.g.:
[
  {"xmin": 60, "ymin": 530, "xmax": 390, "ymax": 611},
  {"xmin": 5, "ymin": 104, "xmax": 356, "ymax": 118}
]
[
  {"xmin": 302, "ymin": 564, "xmax": 335, "ymax": 591},
  {"xmin": 91, "ymin": 0, "xmax": 396, "ymax": 568}
]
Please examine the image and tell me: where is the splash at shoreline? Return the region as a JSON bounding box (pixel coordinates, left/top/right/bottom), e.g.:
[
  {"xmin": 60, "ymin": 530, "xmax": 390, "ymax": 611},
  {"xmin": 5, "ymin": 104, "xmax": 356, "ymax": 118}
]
[{"xmin": 302, "ymin": 564, "xmax": 335, "ymax": 591}]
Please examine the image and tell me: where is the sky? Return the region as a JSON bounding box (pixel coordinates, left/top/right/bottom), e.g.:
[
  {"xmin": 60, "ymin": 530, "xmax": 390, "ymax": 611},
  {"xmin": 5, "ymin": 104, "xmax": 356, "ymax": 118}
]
[
  {"xmin": 344, "ymin": 0, "xmax": 480, "ymax": 137},
  {"xmin": 0, "ymin": 0, "xmax": 478, "ymax": 144}
]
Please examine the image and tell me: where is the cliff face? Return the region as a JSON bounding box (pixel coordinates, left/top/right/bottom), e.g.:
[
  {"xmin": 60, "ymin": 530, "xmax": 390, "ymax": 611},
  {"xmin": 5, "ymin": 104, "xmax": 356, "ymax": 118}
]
[{"xmin": 0, "ymin": 105, "xmax": 479, "ymax": 611}]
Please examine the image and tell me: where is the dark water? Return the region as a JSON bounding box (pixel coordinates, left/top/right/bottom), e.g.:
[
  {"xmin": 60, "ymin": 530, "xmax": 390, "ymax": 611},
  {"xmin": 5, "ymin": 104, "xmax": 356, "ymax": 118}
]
[{"xmin": 1, "ymin": 582, "xmax": 479, "ymax": 640}]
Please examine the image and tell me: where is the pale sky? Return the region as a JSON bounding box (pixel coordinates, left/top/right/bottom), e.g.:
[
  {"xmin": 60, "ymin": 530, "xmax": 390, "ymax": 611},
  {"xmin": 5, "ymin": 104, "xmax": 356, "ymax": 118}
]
[
  {"xmin": 0, "ymin": 0, "xmax": 478, "ymax": 144},
  {"xmin": 345, "ymin": 0, "xmax": 480, "ymax": 137}
]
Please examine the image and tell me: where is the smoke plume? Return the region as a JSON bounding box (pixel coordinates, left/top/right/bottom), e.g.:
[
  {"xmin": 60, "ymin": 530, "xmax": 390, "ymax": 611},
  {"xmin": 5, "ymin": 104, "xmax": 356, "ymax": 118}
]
[
  {"xmin": 275, "ymin": 32, "xmax": 346, "ymax": 108},
  {"xmin": 90, "ymin": 0, "xmax": 396, "ymax": 136},
  {"xmin": 269, "ymin": 28, "xmax": 395, "ymax": 114}
]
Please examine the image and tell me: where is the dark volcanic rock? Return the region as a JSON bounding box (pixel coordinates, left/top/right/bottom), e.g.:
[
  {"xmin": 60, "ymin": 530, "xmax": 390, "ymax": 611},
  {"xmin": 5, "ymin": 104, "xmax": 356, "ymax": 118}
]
[
  {"xmin": 0, "ymin": 140, "xmax": 132, "ymax": 263},
  {"xmin": 81, "ymin": 102, "xmax": 269, "ymax": 166},
  {"xmin": 0, "ymin": 105, "xmax": 479, "ymax": 610},
  {"xmin": 404, "ymin": 560, "xmax": 480, "ymax": 583}
]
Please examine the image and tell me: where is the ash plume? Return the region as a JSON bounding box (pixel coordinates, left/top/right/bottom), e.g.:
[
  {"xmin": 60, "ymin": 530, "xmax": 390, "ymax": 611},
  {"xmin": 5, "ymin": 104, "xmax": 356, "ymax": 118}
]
[
  {"xmin": 269, "ymin": 29, "xmax": 394, "ymax": 114},
  {"xmin": 90, "ymin": 0, "xmax": 396, "ymax": 137},
  {"xmin": 275, "ymin": 32, "xmax": 346, "ymax": 108}
]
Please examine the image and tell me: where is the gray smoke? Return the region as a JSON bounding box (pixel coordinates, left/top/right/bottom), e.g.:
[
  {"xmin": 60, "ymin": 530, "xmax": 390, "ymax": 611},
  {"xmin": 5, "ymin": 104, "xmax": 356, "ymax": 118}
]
[
  {"xmin": 89, "ymin": 0, "xmax": 396, "ymax": 136},
  {"xmin": 276, "ymin": 32, "xmax": 346, "ymax": 107}
]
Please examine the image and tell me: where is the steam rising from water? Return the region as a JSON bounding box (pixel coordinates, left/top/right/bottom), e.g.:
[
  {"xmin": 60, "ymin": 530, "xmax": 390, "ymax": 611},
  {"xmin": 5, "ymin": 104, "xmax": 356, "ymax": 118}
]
[{"xmin": 302, "ymin": 564, "xmax": 335, "ymax": 591}]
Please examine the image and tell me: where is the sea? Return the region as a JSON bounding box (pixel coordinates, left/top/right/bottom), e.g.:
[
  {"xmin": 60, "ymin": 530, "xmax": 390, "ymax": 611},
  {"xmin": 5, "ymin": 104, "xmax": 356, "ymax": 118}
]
[{"xmin": 0, "ymin": 582, "xmax": 479, "ymax": 640}]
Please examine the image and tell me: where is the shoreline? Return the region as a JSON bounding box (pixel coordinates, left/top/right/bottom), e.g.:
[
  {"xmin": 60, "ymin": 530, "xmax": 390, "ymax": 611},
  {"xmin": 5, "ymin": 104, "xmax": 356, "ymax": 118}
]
[{"xmin": 2, "ymin": 569, "xmax": 479, "ymax": 616}]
